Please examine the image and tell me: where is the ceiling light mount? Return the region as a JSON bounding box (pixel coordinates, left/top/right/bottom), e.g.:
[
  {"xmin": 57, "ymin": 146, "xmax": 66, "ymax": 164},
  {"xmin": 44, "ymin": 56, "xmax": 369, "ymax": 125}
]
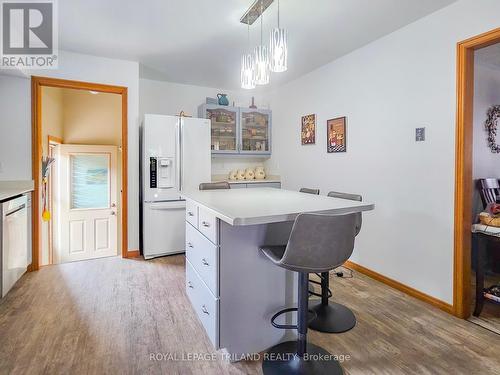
[{"xmin": 240, "ymin": 0, "xmax": 274, "ymax": 25}]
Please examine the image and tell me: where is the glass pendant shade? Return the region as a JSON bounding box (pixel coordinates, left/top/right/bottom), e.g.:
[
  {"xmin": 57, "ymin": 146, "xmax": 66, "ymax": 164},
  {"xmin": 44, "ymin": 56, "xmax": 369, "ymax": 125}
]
[
  {"xmin": 241, "ymin": 53, "xmax": 255, "ymax": 89},
  {"xmin": 254, "ymin": 45, "xmax": 269, "ymax": 85},
  {"xmin": 269, "ymin": 27, "xmax": 287, "ymax": 72}
]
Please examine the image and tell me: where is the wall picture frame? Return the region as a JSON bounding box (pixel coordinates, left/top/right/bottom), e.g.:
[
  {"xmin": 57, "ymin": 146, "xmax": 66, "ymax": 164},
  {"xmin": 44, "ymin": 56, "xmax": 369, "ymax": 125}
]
[
  {"xmin": 327, "ymin": 116, "xmax": 347, "ymax": 153},
  {"xmin": 301, "ymin": 114, "xmax": 316, "ymax": 145}
]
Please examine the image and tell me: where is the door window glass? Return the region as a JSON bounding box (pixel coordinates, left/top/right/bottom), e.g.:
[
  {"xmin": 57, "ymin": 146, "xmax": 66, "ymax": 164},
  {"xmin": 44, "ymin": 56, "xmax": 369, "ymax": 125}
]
[{"xmin": 70, "ymin": 154, "xmax": 110, "ymax": 209}]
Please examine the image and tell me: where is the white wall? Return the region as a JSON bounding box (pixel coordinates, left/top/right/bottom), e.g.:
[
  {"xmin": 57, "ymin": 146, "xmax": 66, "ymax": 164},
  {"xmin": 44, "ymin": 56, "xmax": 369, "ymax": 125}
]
[
  {"xmin": 0, "ymin": 75, "xmax": 31, "ymax": 180},
  {"xmin": 24, "ymin": 51, "xmax": 140, "ymax": 251},
  {"xmin": 267, "ymin": 0, "xmax": 500, "ymax": 304},
  {"xmin": 139, "ymin": 78, "xmax": 271, "ymax": 176}
]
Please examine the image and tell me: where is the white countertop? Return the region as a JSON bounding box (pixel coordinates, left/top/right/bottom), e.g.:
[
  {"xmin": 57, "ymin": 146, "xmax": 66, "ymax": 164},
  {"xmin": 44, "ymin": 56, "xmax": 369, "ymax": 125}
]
[
  {"xmin": 182, "ymin": 188, "xmax": 374, "ymax": 226},
  {"xmin": 0, "ymin": 180, "xmax": 34, "ymax": 202}
]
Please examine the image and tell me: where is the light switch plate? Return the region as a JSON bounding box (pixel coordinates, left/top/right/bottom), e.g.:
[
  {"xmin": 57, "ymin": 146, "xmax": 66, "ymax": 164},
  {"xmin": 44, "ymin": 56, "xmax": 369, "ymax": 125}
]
[{"xmin": 416, "ymin": 127, "xmax": 425, "ymax": 142}]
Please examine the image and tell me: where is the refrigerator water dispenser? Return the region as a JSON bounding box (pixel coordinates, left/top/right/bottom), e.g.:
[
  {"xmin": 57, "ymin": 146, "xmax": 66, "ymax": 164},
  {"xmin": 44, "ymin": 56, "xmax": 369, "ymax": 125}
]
[{"xmin": 157, "ymin": 157, "xmax": 174, "ymax": 188}]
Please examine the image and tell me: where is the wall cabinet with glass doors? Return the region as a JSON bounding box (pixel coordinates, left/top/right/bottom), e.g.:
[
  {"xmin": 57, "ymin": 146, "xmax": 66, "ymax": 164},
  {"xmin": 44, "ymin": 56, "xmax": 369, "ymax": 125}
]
[{"xmin": 198, "ymin": 104, "xmax": 272, "ymax": 156}]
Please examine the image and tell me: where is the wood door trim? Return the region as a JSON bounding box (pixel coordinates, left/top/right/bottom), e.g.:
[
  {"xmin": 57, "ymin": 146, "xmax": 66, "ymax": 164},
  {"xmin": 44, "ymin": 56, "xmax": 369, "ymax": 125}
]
[
  {"xmin": 31, "ymin": 76, "xmax": 132, "ymax": 271},
  {"xmin": 345, "ymin": 261, "xmax": 454, "ymax": 314},
  {"xmin": 47, "ymin": 135, "xmax": 62, "ymax": 265},
  {"xmin": 454, "ymin": 27, "xmax": 500, "ymax": 318}
]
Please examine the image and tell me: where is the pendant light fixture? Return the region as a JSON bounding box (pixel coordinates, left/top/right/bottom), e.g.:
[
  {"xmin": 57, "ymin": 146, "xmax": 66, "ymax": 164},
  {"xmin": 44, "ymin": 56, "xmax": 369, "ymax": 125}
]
[
  {"xmin": 241, "ymin": 14, "xmax": 255, "ymax": 89},
  {"xmin": 254, "ymin": 0, "xmax": 270, "ymax": 85},
  {"xmin": 269, "ymin": 0, "xmax": 287, "ymax": 72}
]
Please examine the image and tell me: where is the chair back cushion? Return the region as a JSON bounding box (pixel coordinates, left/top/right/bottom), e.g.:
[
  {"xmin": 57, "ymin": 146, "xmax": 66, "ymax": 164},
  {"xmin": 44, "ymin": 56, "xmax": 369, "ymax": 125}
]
[{"xmin": 279, "ymin": 213, "xmax": 356, "ymax": 273}]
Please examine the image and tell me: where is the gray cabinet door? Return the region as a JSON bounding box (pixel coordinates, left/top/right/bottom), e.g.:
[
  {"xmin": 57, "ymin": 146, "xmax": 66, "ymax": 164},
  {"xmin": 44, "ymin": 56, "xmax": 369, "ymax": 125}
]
[
  {"xmin": 239, "ymin": 108, "xmax": 272, "ymax": 156},
  {"xmin": 199, "ymin": 104, "xmax": 239, "ymax": 154}
]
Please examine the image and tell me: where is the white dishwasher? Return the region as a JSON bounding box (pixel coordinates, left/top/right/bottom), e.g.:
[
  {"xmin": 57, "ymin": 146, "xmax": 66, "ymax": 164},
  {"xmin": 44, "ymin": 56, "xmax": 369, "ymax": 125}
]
[{"xmin": 1, "ymin": 194, "xmax": 28, "ymax": 297}]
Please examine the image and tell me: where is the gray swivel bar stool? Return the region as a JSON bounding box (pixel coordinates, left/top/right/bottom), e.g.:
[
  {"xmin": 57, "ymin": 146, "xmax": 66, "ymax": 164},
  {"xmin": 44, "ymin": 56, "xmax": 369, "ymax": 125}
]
[
  {"xmin": 260, "ymin": 212, "xmax": 357, "ymax": 375},
  {"xmin": 199, "ymin": 181, "xmax": 231, "ymax": 190},
  {"xmin": 308, "ymin": 191, "xmax": 362, "ymax": 334}
]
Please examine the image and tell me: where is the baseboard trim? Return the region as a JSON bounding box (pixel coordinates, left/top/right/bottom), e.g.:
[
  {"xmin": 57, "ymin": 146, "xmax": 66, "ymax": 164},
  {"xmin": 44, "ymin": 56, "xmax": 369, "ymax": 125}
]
[
  {"xmin": 125, "ymin": 250, "xmax": 141, "ymax": 259},
  {"xmin": 344, "ymin": 260, "xmax": 454, "ymax": 315}
]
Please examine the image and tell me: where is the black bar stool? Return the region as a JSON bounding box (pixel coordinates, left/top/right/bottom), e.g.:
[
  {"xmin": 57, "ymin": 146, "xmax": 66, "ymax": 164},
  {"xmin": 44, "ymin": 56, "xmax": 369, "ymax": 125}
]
[
  {"xmin": 260, "ymin": 212, "xmax": 357, "ymax": 375},
  {"xmin": 308, "ymin": 191, "xmax": 362, "ymax": 334}
]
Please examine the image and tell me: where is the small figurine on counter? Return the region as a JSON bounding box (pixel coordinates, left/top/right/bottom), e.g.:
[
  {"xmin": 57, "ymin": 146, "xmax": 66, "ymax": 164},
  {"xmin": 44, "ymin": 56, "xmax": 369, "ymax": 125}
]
[
  {"xmin": 245, "ymin": 168, "xmax": 255, "ymax": 180},
  {"xmin": 236, "ymin": 169, "xmax": 246, "ymax": 180},
  {"xmin": 255, "ymin": 166, "xmax": 266, "ymax": 180}
]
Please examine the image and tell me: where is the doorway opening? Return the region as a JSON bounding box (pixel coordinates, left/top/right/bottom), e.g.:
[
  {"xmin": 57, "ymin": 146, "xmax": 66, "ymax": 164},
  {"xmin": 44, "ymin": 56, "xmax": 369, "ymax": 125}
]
[
  {"xmin": 454, "ymin": 28, "xmax": 500, "ymax": 329},
  {"xmin": 32, "ymin": 77, "xmax": 133, "ymax": 269}
]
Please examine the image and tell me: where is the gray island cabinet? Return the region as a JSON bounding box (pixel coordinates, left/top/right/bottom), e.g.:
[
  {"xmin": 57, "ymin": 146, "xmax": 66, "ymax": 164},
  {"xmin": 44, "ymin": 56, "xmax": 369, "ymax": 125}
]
[{"xmin": 182, "ymin": 188, "xmax": 374, "ymax": 360}]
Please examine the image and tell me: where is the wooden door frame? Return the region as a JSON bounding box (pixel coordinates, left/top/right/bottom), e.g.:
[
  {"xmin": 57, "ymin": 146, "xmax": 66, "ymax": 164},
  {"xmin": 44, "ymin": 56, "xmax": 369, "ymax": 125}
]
[
  {"xmin": 47, "ymin": 135, "xmax": 62, "ymax": 265},
  {"xmin": 454, "ymin": 27, "xmax": 500, "ymax": 318},
  {"xmin": 31, "ymin": 76, "xmax": 136, "ymax": 271}
]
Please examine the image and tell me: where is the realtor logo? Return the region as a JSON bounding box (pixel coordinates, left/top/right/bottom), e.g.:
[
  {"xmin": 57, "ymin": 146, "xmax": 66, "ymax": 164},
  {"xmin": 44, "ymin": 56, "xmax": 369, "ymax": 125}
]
[{"xmin": 1, "ymin": 0, "xmax": 58, "ymax": 68}]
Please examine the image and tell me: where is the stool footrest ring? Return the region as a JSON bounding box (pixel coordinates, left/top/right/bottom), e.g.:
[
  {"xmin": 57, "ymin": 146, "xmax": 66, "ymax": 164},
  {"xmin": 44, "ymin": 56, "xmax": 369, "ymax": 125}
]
[{"xmin": 271, "ymin": 307, "xmax": 318, "ymax": 330}]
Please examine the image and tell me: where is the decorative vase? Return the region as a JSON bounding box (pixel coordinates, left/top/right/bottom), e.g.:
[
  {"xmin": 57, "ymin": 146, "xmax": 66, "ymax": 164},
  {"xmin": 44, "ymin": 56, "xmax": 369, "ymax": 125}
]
[
  {"xmin": 245, "ymin": 168, "xmax": 255, "ymax": 180},
  {"xmin": 228, "ymin": 170, "xmax": 237, "ymax": 181},
  {"xmin": 217, "ymin": 93, "xmax": 229, "ymax": 106},
  {"xmin": 236, "ymin": 169, "xmax": 246, "ymax": 180},
  {"xmin": 255, "ymin": 166, "xmax": 266, "ymax": 180}
]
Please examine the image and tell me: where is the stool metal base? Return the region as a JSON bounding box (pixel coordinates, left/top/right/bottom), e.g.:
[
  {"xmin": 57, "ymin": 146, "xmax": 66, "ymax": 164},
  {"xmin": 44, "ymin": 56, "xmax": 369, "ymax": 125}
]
[
  {"xmin": 262, "ymin": 341, "xmax": 343, "ymax": 375},
  {"xmin": 308, "ymin": 301, "xmax": 356, "ymax": 333}
]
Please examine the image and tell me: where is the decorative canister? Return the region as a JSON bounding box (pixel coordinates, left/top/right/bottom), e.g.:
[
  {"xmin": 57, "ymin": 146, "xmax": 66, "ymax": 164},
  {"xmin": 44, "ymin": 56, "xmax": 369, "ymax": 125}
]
[
  {"xmin": 236, "ymin": 169, "xmax": 246, "ymax": 180},
  {"xmin": 245, "ymin": 168, "xmax": 255, "ymax": 180},
  {"xmin": 228, "ymin": 170, "xmax": 237, "ymax": 181},
  {"xmin": 255, "ymin": 166, "xmax": 266, "ymax": 180},
  {"xmin": 217, "ymin": 93, "xmax": 229, "ymax": 106}
]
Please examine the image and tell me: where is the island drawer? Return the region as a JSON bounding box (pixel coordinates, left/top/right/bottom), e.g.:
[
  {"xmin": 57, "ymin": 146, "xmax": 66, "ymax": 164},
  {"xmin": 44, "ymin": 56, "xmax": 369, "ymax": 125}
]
[
  {"xmin": 198, "ymin": 208, "xmax": 218, "ymax": 244},
  {"xmin": 185, "ymin": 200, "xmax": 198, "ymax": 228},
  {"xmin": 186, "ymin": 222, "xmax": 219, "ymax": 296},
  {"xmin": 186, "ymin": 259, "xmax": 219, "ymax": 349}
]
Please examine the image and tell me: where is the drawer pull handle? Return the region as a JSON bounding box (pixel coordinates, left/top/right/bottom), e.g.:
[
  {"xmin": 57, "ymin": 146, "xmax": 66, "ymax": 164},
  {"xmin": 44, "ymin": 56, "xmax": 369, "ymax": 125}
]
[
  {"xmin": 202, "ymin": 221, "xmax": 210, "ymax": 227},
  {"xmin": 201, "ymin": 258, "xmax": 209, "ymax": 266},
  {"xmin": 188, "ymin": 281, "xmax": 194, "ymax": 289},
  {"xmin": 187, "ymin": 242, "xmax": 194, "ymax": 248},
  {"xmin": 202, "ymin": 305, "xmax": 209, "ymax": 315},
  {"xmin": 188, "ymin": 211, "xmax": 194, "ymax": 217}
]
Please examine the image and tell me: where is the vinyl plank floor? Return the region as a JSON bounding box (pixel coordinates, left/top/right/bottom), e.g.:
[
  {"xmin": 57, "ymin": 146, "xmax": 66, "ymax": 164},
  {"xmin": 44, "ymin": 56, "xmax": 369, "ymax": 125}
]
[{"xmin": 0, "ymin": 256, "xmax": 499, "ymax": 375}]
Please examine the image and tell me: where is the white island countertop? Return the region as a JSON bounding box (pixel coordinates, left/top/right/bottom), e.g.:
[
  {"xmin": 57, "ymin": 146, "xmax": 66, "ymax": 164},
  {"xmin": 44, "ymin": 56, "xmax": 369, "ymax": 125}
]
[
  {"xmin": 0, "ymin": 180, "xmax": 34, "ymax": 202},
  {"xmin": 182, "ymin": 188, "xmax": 374, "ymax": 226}
]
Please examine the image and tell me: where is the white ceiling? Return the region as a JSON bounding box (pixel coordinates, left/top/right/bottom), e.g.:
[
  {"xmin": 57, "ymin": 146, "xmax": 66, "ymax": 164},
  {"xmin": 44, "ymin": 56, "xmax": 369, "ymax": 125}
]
[
  {"xmin": 476, "ymin": 43, "xmax": 500, "ymax": 69},
  {"xmin": 59, "ymin": 0, "xmax": 457, "ymax": 90}
]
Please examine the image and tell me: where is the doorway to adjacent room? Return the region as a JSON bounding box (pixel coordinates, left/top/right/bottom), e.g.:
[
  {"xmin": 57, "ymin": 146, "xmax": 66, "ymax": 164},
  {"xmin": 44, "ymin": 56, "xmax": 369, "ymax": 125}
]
[
  {"xmin": 454, "ymin": 28, "xmax": 500, "ymax": 331},
  {"xmin": 31, "ymin": 77, "xmax": 131, "ymax": 269}
]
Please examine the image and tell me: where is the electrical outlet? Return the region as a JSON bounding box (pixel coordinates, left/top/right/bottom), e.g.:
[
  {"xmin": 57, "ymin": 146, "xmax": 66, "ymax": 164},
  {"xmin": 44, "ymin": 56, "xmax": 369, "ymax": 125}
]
[{"xmin": 416, "ymin": 127, "xmax": 425, "ymax": 142}]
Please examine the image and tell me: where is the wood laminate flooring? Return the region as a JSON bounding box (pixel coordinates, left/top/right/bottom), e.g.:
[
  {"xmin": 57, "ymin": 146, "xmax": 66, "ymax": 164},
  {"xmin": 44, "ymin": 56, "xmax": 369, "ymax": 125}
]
[{"xmin": 0, "ymin": 255, "xmax": 499, "ymax": 375}]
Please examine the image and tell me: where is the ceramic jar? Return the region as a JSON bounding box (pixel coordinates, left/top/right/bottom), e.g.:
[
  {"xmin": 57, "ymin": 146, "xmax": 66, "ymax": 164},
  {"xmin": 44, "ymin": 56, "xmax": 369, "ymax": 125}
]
[
  {"xmin": 245, "ymin": 168, "xmax": 255, "ymax": 180},
  {"xmin": 255, "ymin": 166, "xmax": 266, "ymax": 180},
  {"xmin": 236, "ymin": 169, "xmax": 246, "ymax": 180}
]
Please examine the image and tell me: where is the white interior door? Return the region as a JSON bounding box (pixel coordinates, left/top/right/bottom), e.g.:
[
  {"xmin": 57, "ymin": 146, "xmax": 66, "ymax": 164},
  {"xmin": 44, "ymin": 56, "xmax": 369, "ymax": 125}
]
[{"xmin": 54, "ymin": 144, "xmax": 118, "ymax": 263}]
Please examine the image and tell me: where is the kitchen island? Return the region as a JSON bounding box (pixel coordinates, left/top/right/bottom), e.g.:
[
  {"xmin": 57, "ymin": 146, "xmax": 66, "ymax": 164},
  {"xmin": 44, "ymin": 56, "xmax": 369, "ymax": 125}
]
[{"xmin": 181, "ymin": 188, "xmax": 374, "ymax": 360}]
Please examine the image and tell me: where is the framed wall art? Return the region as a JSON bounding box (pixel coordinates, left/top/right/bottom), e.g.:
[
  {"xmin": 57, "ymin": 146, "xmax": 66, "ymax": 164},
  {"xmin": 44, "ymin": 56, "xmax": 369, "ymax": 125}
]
[
  {"xmin": 327, "ymin": 116, "xmax": 346, "ymax": 153},
  {"xmin": 301, "ymin": 114, "xmax": 316, "ymax": 145}
]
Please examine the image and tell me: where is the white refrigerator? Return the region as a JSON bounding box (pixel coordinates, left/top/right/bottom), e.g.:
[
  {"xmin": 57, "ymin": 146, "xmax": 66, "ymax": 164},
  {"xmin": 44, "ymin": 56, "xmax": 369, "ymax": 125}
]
[{"xmin": 141, "ymin": 114, "xmax": 211, "ymax": 259}]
